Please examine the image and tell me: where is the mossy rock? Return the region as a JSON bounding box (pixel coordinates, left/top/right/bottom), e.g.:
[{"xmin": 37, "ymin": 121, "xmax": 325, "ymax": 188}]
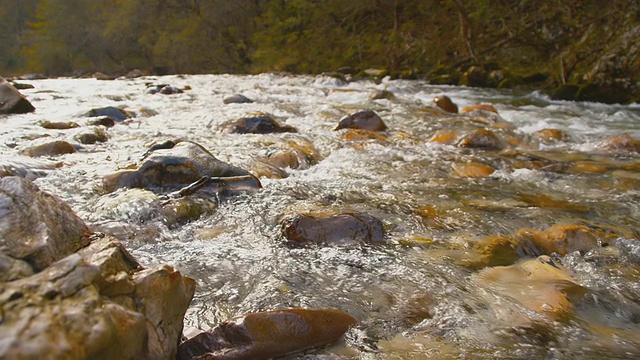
[
  {"xmin": 576, "ymin": 84, "xmax": 634, "ymax": 104},
  {"xmin": 550, "ymin": 84, "xmax": 580, "ymax": 101}
]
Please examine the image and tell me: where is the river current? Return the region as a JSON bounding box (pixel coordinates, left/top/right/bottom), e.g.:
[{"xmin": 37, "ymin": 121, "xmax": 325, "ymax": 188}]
[{"xmin": 2, "ymin": 74, "xmax": 640, "ymax": 359}]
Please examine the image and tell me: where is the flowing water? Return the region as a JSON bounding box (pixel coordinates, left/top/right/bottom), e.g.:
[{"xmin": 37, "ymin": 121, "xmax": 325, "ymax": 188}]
[{"xmin": 2, "ymin": 74, "xmax": 640, "ymax": 359}]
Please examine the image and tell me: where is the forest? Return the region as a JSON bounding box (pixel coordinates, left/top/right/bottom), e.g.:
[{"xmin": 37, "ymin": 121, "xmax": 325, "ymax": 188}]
[{"xmin": 1, "ymin": 0, "xmax": 639, "ymax": 103}]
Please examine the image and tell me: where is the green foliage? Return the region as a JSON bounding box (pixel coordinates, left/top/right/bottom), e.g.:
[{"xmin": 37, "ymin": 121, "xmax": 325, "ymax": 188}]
[{"xmin": 1, "ymin": 0, "xmax": 638, "ymax": 101}]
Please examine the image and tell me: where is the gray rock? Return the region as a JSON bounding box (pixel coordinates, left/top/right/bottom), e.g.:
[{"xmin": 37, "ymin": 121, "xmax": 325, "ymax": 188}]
[{"xmin": 0, "ymin": 176, "xmax": 90, "ymax": 272}]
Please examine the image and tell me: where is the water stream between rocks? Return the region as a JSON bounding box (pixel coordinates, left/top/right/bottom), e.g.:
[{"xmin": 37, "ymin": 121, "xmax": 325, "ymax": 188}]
[{"xmin": 2, "ymin": 74, "xmax": 640, "ymax": 359}]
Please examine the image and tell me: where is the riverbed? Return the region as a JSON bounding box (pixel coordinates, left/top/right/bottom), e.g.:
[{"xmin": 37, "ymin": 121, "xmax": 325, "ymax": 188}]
[{"xmin": 2, "ymin": 74, "xmax": 640, "ymax": 359}]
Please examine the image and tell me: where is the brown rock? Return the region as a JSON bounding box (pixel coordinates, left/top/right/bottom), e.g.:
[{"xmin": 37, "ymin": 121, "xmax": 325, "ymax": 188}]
[
  {"xmin": 433, "ymin": 95, "xmax": 458, "ymax": 113},
  {"xmin": 222, "ymin": 114, "xmax": 297, "ymax": 134},
  {"xmin": 457, "ymin": 129, "xmax": 506, "ymax": 150},
  {"xmin": 429, "ymin": 132, "xmax": 457, "ymax": 145},
  {"xmin": 475, "ymin": 256, "xmax": 583, "ymax": 318},
  {"xmin": 451, "ymin": 161, "xmax": 495, "ymax": 178},
  {"xmin": 599, "ymin": 134, "xmax": 640, "ymax": 153},
  {"xmin": 177, "ymin": 308, "xmax": 357, "ymax": 360},
  {"xmin": 75, "ymin": 128, "xmax": 108, "ymax": 144},
  {"xmin": 369, "ymin": 89, "xmax": 395, "ymax": 100},
  {"xmin": 335, "ymin": 110, "xmax": 387, "ymax": 132},
  {"xmin": 516, "ymin": 224, "xmax": 615, "ymax": 256},
  {"xmin": 282, "ymin": 212, "xmax": 385, "ymax": 246},
  {"xmin": 21, "ymin": 141, "xmax": 77, "ymax": 157},
  {"xmin": 535, "ymin": 128, "xmax": 569, "ymax": 143},
  {"xmin": 40, "ymin": 121, "xmax": 80, "ymax": 130},
  {"xmin": 340, "ymin": 129, "xmax": 389, "ymax": 142},
  {"xmin": 460, "ymin": 104, "xmax": 498, "ymax": 114}
]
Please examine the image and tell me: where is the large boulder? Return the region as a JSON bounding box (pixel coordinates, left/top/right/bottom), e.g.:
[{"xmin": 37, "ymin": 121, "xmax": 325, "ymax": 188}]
[
  {"xmin": 0, "ymin": 77, "xmax": 35, "ymax": 114},
  {"xmin": 0, "ymin": 176, "xmax": 91, "ymax": 272},
  {"xmin": 103, "ymin": 141, "xmax": 261, "ymax": 194},
  {"xmin": 0, "ymin": 177, "xmax": 196, "ymax": 359},
  {"xmin": 176, "ymin": 308, "xmax": 357, "ymax": 360}
]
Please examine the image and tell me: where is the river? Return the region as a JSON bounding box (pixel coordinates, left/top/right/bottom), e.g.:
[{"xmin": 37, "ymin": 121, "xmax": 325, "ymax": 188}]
[{"xmin": 2, "ymin": 74, "xmax": 640, "ymax": 359}]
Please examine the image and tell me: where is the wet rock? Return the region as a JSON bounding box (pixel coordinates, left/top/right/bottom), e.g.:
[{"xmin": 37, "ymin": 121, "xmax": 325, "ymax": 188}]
[
  {"xmin": 104, "ymin": 141, "xmax": 261, "ymax": 194},
  {"xmin": 40, "ymin": 120, "xmax": 80, "ymax": 130},
  {"xmin": 74, "ymin": 127, "xmax": 108, "ymax": 144},
  {"xmin": 475, "ymin": 256, "xmax": 584, "ymax": 318},
  {"xmin": 516, "ymin": 224, "xmax": 616, "ymax": 257},
  {"xmin": 134, "ymin": 265, "xmax": 196, "ymax": 357},
  {"xmin": 534, "ymin": 128, "xmax": 569, "ymax": 144},
  {"xmin": 567, "ymin": 161, "xmax": 609, "ymax": 174},
  {"xmin": 335, "ymin": 110, "xmax": 387, "ymax": 132},
  {"xmin": 457, "ymin": 129, "xmax": 506, "ymax": 150},
  {"xmin": 282, "ymin": 212, "xmax": 385, "ymax": 246},
  {"xmin": 514, "ymin": 193, "xmax": 588, "ymax": 213},
  {"xmin": 429, "ymin": 132, "xmax": 457, "ymax": 145},
  {"xmin": 102, "ymin": 171, "xmax": 149, "ymax": 193},
  {"xmin": 340, "ymin": 129, "xmax": 390, "ymax": 143},
  {"xmin": 433, "ymin": 95, "xmax": 458, "ymax": 113},
  {"xmin": 160, "ymin": 197, "xmax": 217, "ymax": 226},
  {"xmin": 369, "ymin": 89, "xmax": 396, "ymax": 100},
  {"xmin": 599, "ymin": 134, "xmax": 640, "ymax": 153},
  {"xmin": 223, "ymin": 94, "xmax": 253, "ymax": 104},
  {"xmin": 460, "ymin": 104, "xmax": 498, "ymax": 114},
  {"xmin": 20, "ymin": 140, "xmax": 77, "ymax": 157},
  {"xmin": 451, "ymin": 161, "xmax": 495, "ymax": 178},
  {"xmin": 250, "ymin": 136, "xmax": 321, "ymax": 178},
  {"xmin": 176, "ymin": 308, "xmax": 357, "ymax": 360},
  {"xmin": 85, "ymin": 106, "xmax": 132, "ymax": 122},
  {"xmin": 222, "ymin": 114, "xmax": 297, "ymax": 134},
  {"xmin": 10, "ymin": 82, "xmax": 35, "ymax": 90},
  {"xmin": 138, "ymin": 141, "xmax": 259, "ymax": 189},
  {"xmin": 87, "ymin": 116, "xmax": 116, "ymax": 128},
  {"xmin": 0, "ymin": 77, "xmax": 35, "ymax": 114},
  {"xmin": 0, "ymin": 176, "xmax": 91, "ymax": 272},
  {"xmin": 146, "ymin": 84, "xmax": 184, "ymax": 95}
]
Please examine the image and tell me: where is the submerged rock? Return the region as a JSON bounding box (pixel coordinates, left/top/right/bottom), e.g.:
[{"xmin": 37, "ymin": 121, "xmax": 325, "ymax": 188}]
[
  {"xmin": 335, "ymin": 110, "xmax": 387, "ymax": 132},
  {"xmin": 599, "ymin": 134, "xmax": 640, "ymax": 153},
  {"xmin": 0, "ymin": 77, "xmax": 35, "ymax": 114},
  {"xmin": 451, "ymin": 161, "xmax": 495, "ymax": 178},
  {"xmin": 457, "ymin": 129, "xmax": 506, "ymax": 150},
  {"xmin": 534, "ymin": 128, "xmax": 569, "ymax": 144},
  {"xmin": 369, "ymin": 89, "xmax": 395, "ymax": 100},
  {"xmin": 177, "ymin": 308, "xmax": 357, "ymax": 360},
  {"xmin": 475, "ymin": 256, "xmax": 584, "ymax": 318},
  {"xmin": 516, "ymin": 224, "xmax": 616, "ymax": 256},
  {"xmin": 222, "ymin": 114, "xmax": 297, "ymax": 134},
  {"xmin": 282, "ymin": 212, "xmax": 385, "ymax": 246}
]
